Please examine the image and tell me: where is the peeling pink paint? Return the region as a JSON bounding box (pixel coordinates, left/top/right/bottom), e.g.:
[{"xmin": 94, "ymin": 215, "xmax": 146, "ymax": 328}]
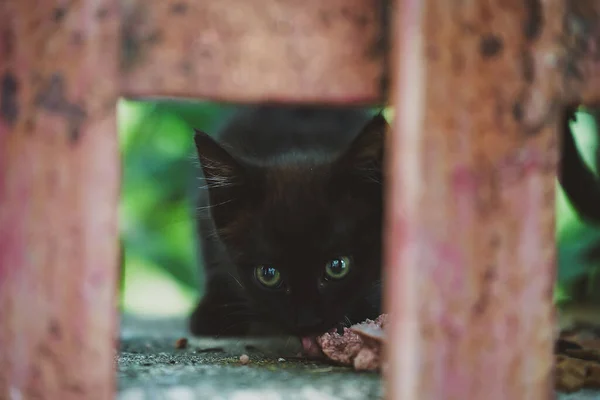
[
  {"xmin": 384, "ymin": 0, "xmax": 559, "ymax": 399},
  {"xmin": 121, "ymin": 0, "xmax": 387, "ymax": 104},
  {"xmin": 0, "ymin": 1, "xmax": 120, "ymax": 398}
]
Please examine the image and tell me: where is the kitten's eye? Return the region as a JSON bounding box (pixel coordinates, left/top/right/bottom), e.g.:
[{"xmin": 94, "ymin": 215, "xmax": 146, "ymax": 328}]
[
  {"xmin": 254, "ymin": 266, "xmax": 282, "ymax": 288},
  {"xmin": 324, "ymin": 256, "xmax": 352, "ymax": 280}
]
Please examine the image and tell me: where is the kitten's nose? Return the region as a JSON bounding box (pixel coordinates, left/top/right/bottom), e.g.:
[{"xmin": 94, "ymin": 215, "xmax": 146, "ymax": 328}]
[{"xmin": 296, "ymin": 309, "xmax": 323, "ymax": 329}]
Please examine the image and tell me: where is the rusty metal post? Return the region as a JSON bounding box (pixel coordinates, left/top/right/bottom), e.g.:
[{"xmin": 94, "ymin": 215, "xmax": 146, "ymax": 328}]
[
  {"xmin": 384, "ymin": 1, "xmax": 562, "ymax": 399},
  {"xmin": 0, "ymin": 1, "xmax": 120, "ymax": 399},
  {"xmin": 120, "ymin": 0, "xmax": 388, "ymax": 104}
]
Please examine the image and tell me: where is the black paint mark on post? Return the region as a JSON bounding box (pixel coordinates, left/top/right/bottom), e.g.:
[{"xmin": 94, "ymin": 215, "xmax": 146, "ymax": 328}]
[
  {"xmin": 2, "ymin": 28, "xmax": 14, "ymax": 59},
  {"xmin": 512, "ymin": 102, "xmax": 524, "ymax": 122},
  {"xmin": 145, "ymin": 31, "xmax": 163, "ymax": 45},
  {"xmin": 523, "ymin": 0, "xmax": 543, "ymax": 41},
  {"xmin": 479, "ymin": 34, "xmax": 504, "ymax": 58},
  {"xmin": 48, "ymin": 319, "xmax": 62, "ymax": 339},
  {"xmin": 521, "ymin": 51, "xmax": 535, "ymax": 82},
  {"xmin": 170, "ymin": 2, "xmax": 188, "ymax": 14},
  {"xmin": 121, "ymin": 4, "xmax": 145, "ymax": 71},
  {"xmin": 96, "ymin": 7, "xmax": 110, "ymax": 20},
  {"xmin": 34, "ymin": 74, "xmax": 87, "ymax": 143},
  {"xmin": 0, "ymin": 72, "xmax": 19, "ymax": 126},
  {"xmin": 53, "ymin": 7, "xmax": 68, "ymax": 22},
  {"xmin": 121, "ymin": 5, "xmax": 160, "ymax": 72},
  {"xmin": 180, "ymin": 61, "xmax": 193, "ymax": 75}
]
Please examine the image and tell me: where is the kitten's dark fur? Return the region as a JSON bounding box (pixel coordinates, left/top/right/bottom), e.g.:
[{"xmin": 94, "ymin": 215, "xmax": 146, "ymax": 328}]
[{"xmin": 189, "ymin": 105, "xmax": 388, "ymax": 337}]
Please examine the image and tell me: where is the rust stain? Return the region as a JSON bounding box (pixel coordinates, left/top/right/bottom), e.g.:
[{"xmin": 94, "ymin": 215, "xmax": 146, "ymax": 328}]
[
  {"xmin": 120, "ymin": 3, "xmax": 163, "ymax": 73},
  {"xmin": 510, "ymin": 0, "xmax": 561, "ymax": 140},
  {"xmin": 121, "ymin": 0, "xmax": 386, "ymax": 104},
  {"xmin": 479, "ymin": 34, "xmax": 503, "ymax": 58},
  {"xmin": 523, "ymin": 0, "xmax": 543, "ymax": 41},
  {"xmin": 52, "ymin": 6, "xmax": 68, "ymax": 22},
  {"xmin": 1, "ymin": 27, "xmax": 14, "ymax": 59},
  {"xmin": 34, "ymin": 73, "xmax": 87, "ymax": 143},
  {"xmin": 512, "ymin": 101, "xmax": 524, "ymax": 123},
  {"xmin": 120, "ymin": 3, "xmax": 146, "ymax": 72},
  {"xmin": 169, "ymin": 2, "xmax": 188, "ymax": 15},
  {"xmin": 48, "ymin": 319, "xmax": 62, "ymax": 339},
  {"xmin": 520, "ymin": 50, "xmax": 535, "ymax": 83},
  {"xmin": 0, "ymin": 72, "xmax": 19, "ymax": 126},
  {"xmin": 96, "ymin": 7, "xmax": 110, "ymax": 20},
  {"xmin": 71, "ymin": 31, "xmax": 83, "ymax": 45}
]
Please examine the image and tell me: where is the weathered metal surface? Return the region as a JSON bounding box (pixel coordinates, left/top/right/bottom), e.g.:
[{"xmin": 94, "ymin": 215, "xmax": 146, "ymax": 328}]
[
  {"xmin": 384, "ymin": 0, "xmax": 560, "ymax": 399},
  {"xmin": 119, "ymin": 0, "xmax": 599, "ymax": 106},
  {"xmin": 120, "ymin": 0, "xmax": 389, "ymax": 104},
  {"xmin": 564, "ymin": 0, "xmax": 600, "ymax": 106},
  {"xmin": 0, "ymin": 0, "xmax": 120, "ymax": 399}
]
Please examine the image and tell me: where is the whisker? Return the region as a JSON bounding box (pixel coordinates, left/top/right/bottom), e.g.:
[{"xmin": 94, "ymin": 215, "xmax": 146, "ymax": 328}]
[
  {"xmin": 220, "ymin": 310, "xmax": 256, "ymax": 319},
  {"xmin": 344, "ymin": 316, "xmax": 352, "ymax": 327},
  {"xmin": 227, "ymin": 273, "xmax": 245, "ymax": 289},
  {"xmin": 195, "ymin": 199, "xmax": 233, "ymax": 211},
  {"xmin": 196, "ymin": 182, "xmax": 236, "ymax": 190},
  {"xmin": 218, "ymin": 320, "xmax": 254, "ymax": 337},
  {"xmin": 208, "ymin": 302, "xmax": 249, "ymax": 309},
  {"xmin": 201, "ymin": 229, "xmax": 222, "ymax": 241}
]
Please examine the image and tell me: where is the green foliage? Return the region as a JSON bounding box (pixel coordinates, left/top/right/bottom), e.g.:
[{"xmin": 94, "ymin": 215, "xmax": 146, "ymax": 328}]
[
  {"xmin": 555, "ymin": 110, "xmax": 600, "ymax": 304},
  {"xmin": 118, "ymin": 99, "xmax": 229, "ymax": 316}
]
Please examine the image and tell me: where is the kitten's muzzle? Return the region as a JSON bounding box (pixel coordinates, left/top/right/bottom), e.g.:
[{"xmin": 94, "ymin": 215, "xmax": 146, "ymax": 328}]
[{"xmin": 294, "ymin": 309, "xmax": 325, "ymax": 333}]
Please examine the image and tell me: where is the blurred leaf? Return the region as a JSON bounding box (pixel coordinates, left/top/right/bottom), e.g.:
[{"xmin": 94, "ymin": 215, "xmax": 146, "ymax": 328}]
[
  {"xmin": 122, "ymin": 253, "xmax": 197, "ymax": 317},
  {"xmin": 556, "ymin": 109, "xmax": 600, "ymax": 303},
  {"xmin": 118, "ymin": 99, "xmax": 229, "ymax": 315}
]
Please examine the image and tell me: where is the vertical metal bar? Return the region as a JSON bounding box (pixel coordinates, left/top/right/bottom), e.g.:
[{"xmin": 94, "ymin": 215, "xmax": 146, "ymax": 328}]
[
  {"xmin": 384, "ymin": 0, "xmax": 562, "ymax": 399},
  {"xmin": 0, "ymin": 0, "xmax": 119, "ymax": 398}
]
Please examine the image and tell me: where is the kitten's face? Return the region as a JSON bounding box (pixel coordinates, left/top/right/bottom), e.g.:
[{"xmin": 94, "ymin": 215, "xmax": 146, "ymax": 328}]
[
  {"xmin": 195, "ymin": 112, "xmax": 386, "ymax": 336},
  {"xmin": 226, "ymin": 166, "xmax": 382, "ymax": 336}
]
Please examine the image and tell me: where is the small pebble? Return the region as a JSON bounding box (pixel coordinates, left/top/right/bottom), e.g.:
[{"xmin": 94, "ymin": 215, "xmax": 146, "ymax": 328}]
[
  {"xmin": 239, "ymin": 354, "xmax": 250, "ymax": 365},
  {"xmin": 175, "ymin": 337, "xmax": 188, "ymax": 349},
  {"xmin": 278, "ymin": 358, "xmax": 285, "ymax": 362}
]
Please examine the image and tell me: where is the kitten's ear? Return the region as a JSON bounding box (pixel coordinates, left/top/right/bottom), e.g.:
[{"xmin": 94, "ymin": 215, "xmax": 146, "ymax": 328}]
[
  {"xmin": 193, "ymin": 129, "xmax": 244, "ymax": 188},
  {"xmin": 338, "ymin": 112, "xmax": 388, "ymax": 173},
  {"xmin": 194, "ymin": 129, "xmax": 248, "ymax": 231}
]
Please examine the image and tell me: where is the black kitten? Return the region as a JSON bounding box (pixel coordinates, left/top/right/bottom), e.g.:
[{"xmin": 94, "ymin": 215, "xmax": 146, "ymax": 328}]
[{"xmin": 189, "ymin": 105, "xmax": 388, "ymax": 338}]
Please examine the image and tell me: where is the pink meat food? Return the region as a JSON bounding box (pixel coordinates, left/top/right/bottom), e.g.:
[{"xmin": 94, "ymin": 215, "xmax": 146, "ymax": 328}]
[{"xmin": 303, "ymin": 314, "xmax": 388, "ymax": 371}]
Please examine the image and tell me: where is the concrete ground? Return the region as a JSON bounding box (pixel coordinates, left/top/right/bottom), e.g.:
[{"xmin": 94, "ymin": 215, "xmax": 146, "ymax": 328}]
[{"xmin": 117, "ymin": 315, "xmax": 598, "ymax": 399}]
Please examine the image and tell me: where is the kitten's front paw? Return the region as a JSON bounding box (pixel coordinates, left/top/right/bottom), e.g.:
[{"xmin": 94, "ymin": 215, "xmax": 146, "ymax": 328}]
[{"xmin": 189, "ymin": 296, "xmax": 251, "ymax": 337}]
